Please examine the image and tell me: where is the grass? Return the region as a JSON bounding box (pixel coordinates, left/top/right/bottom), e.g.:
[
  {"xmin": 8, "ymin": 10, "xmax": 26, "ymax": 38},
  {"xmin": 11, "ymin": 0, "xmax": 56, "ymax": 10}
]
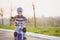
[
  {"xmin": 0, "ymin": 24, "xmax": 15, "ymax": 30},
  {"xmin": 26, "ymin": 25, "xmax": 60, "ymax": 37},
  {"xmin": 0, "ymin": 24, "xmax": 60, "ymax": 37}
]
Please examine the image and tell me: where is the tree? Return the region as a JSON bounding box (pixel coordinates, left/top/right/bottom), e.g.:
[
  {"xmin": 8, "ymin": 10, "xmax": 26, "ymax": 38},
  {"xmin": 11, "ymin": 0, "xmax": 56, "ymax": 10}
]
[
  {"xmin": 0, "ymin": 8, "xmax": 3, "ymax": 24},
  {"xmin": 54, "ymin": 17, "xmax": 60, "ymax": 27},
  {"xmin": 47, "ymin": 17, "xmax": 54, "ymax": 26}
]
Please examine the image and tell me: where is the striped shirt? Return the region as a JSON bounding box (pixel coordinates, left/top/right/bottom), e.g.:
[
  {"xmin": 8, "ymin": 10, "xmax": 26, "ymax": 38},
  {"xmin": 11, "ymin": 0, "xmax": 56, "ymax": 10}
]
[{"xmin": 14, "ymin": 15, "xmax": 27, "ymax": 26}]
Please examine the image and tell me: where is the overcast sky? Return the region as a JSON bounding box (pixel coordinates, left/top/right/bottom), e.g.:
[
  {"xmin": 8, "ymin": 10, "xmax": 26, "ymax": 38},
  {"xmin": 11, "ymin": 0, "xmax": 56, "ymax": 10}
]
[{"xmin": 0, "ymin": 0, "xmax": 60, "ymax": 18}]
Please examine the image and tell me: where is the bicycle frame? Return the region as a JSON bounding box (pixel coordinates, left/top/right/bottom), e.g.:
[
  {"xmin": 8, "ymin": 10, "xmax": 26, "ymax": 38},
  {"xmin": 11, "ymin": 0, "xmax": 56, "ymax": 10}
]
[{"xmin": 14, "ymin": 28, "xmax": 23, "ymax": 40}]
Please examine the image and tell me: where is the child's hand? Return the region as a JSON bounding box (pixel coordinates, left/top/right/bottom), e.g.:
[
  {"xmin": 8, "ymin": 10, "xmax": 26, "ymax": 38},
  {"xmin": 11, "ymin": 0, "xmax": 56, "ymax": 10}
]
[
  {"xmin": 11, "ymin": 17, "xmax": 14, "ymax": 19},
  {"xmin": 25, "ymin": 19, "xmax": 30, "ymax": 23},
  {"xmin": 10, "ymin": 17, "xmax": 15, "ymax": 21}
]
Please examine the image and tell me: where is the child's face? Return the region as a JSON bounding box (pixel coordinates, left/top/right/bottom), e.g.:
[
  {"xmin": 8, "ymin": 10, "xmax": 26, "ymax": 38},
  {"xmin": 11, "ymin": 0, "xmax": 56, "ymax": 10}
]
[{"xmin": 18, "ymin": 12, "xmax": 22, "ymax": 16}]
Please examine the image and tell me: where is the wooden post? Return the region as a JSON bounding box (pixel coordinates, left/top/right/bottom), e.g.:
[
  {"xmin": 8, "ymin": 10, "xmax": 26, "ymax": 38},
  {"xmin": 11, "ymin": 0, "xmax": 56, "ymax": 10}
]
[
  {"xmin": 10, "ymin": 3, "xmax": 13, "ymax": 26},
  {"xmin": 32, "ymin": 2, "xmax": 36, "ymax": 27}
]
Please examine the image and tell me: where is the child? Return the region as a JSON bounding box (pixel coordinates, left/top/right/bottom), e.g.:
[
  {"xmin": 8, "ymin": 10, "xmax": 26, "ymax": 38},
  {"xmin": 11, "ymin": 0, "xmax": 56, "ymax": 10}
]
[{"xmin": 11, "ymin": 7, "xmax": 27, "ymax": 40}]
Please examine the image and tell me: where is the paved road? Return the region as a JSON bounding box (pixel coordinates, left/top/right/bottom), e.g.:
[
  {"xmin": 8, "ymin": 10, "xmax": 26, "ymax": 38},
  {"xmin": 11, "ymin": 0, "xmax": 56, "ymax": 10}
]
[{"xmin": 0, "ymin": 30, "xmax": 48, "ymax": 40}]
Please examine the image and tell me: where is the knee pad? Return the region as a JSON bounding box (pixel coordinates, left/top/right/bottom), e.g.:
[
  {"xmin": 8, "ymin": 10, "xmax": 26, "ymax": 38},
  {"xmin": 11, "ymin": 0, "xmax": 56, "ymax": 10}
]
[
  {"xmin": 14, "ymin": 32, "xmax": 17, "ymax": 37},
  {"xmin": 22, "ymin": 28, "xmax": 26, "ymax": 33}
]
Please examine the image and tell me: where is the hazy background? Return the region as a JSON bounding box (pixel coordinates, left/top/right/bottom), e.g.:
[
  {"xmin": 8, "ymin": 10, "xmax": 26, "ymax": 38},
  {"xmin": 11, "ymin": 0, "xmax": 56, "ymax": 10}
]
[
  {"xmin": 0, "ymin": 0, "xmax": 60, "ymax": 26},
  {"xmin": 0, "ymin": 0, "xmax": 60, "ymax": 18}
]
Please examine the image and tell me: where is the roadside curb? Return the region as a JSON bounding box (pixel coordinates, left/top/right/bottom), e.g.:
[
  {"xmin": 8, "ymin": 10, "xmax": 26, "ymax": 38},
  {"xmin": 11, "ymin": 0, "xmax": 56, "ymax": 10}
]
[{"xmin": 0, "ymin": 28, "xmax": 60, "ymax": 40}]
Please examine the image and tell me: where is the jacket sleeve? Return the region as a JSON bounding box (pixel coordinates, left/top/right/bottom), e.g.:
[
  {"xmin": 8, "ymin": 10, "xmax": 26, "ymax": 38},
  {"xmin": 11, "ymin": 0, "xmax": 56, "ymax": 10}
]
[
  {"xmin": 23, "ymin": 17, "xmax": 27, "ymax": 21},
  {"xmin": 23, "ymin": 17, "xmax": 30, "ymax": 23}
]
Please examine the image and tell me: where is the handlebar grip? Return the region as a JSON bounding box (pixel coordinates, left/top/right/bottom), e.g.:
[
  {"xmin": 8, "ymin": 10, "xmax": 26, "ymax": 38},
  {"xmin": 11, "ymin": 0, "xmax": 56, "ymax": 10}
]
[{"xmin": 11, "ymin": 17, "xmax": 14, "ymax": 19}]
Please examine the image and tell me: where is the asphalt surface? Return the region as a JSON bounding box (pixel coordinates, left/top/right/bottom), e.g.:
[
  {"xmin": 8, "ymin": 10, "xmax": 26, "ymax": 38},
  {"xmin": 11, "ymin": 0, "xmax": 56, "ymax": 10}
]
[{"xmin": 0, "ymin": 30, "xmax": 48, "ymax": 40}]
